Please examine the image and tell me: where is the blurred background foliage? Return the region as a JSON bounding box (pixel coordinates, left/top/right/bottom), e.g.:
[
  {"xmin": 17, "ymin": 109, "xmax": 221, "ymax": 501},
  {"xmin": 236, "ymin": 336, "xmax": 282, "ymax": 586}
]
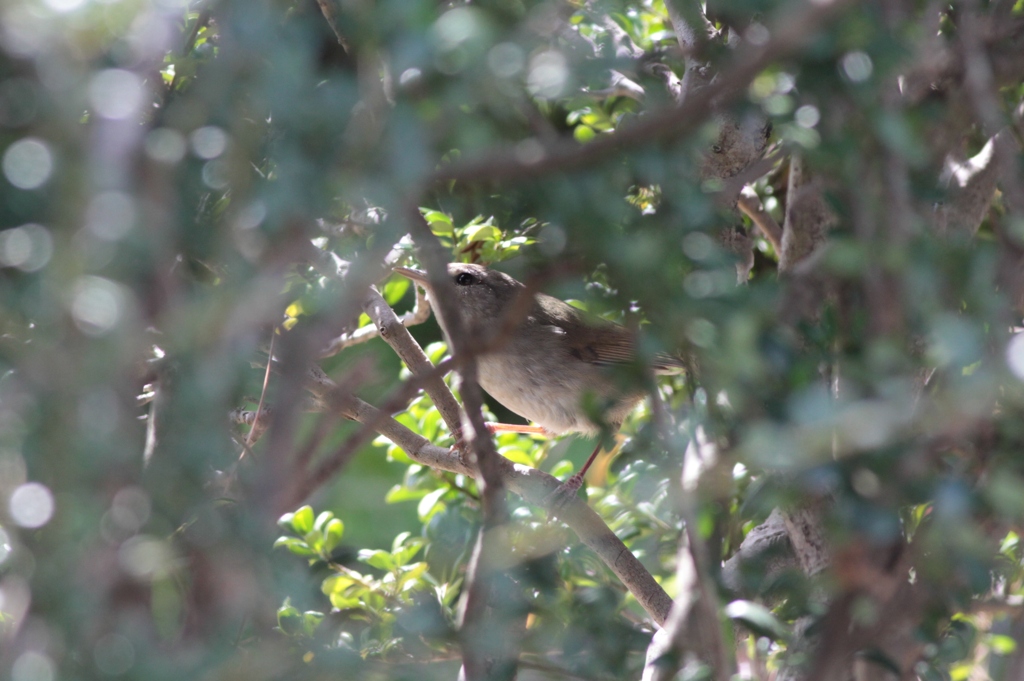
[{"xmin": 2, "ymin": 0, "xmax": 1024, "ymax": 679}]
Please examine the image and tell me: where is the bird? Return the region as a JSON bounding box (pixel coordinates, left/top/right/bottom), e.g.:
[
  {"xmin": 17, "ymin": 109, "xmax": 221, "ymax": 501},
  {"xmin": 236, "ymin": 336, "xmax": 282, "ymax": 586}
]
[{"xmin": 394, "ymin": 263, "xmax": 684, "ymax": 505}]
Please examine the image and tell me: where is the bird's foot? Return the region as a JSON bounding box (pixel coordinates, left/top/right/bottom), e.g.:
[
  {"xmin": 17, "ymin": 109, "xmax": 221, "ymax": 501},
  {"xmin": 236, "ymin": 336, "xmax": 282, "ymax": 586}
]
[
  {"xmin": 544, "ymin": 474, "xmax": 584, "ymax": 511},
  {"xmin": 449, "ymin": 428, "xmax": 468, "ymax": 457}
]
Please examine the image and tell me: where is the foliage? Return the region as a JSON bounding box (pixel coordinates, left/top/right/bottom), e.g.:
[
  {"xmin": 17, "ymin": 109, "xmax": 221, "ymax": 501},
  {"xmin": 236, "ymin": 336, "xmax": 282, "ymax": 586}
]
[{"xmin": 2, "ymin": 0, "xmax": 1024, "ymax": 680}]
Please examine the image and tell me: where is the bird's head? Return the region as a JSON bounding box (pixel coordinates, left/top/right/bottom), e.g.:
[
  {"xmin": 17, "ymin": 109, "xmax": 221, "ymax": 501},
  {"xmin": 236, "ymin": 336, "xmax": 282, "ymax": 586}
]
[{"xmin": 394, "ymin": 263, "xmax": 524, "ymax": 337}]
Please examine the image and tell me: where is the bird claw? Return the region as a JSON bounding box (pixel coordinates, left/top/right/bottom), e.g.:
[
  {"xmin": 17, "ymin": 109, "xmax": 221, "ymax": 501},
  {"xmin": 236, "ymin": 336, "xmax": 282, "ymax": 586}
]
[
  {"xmin": 544, "ymin": 474, "xmax": 584, "ymax": 511},
  {"xmin": 449, "ymin": 429, "xmax": 471, "ymax": 461},
  {"xmin": 450, "ymin": 438, "xmax": 469, "ymax": 461}
]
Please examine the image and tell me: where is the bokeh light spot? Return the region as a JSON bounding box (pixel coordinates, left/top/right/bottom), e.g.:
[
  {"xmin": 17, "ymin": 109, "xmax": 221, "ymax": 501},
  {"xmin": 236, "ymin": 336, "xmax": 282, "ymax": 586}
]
[
  {"xmin": 9, "ymin": 482, "xmax": 54, "ymax": 529},
  {"xmin": 1006, "ymin": 333, "xmax": 1024, "ymax": 380},
  {"xmin": 488, "ymin": 42, "xmax": 524, "ymax": 78},
  {"xmin": 201, "ymin": 159, "xmax": 230, "ymax": 189},
  {"xmin": 795, "ymin": 104, "xmax": 821, "ymax": 128},
  {"xmin": 119, "ymin": 535, "xmax": 173, "ymax": 580},
  {"xmin": 86, "ymin": 192, "xmax": 137, "ymax": 241},
  {"xmin": 841, "ymin": 51, "xmax": 873, "ymax": 83},
  {"xmin": 89, "ymin": 69, "xmax": 144, "ymax": 120},
  {"xmin": 398, "ymin": 68, "xmax": 422, "ymax": 89},
  {"xmin": 94, "ymin": 634, "xmax": 135, "ymax": 675},
  {"xmin": 3, "ymin": 138, "xmax": 53, "ymax": 190},
  {"xmin": 44, "ymin": 0, "xmax": 87, "ymax": 13},
  {"xmin": 0, "ymin": 224, "xmax": 53, "ymax": 271},
  {"xmin": 12, "ymin": 651, "xmax": 54, "ymax": 681},
  {"xmin": 70, "ymin": 276, "xmax": 125, "ymax": 336},
  {"xmin": 111, "ymin": 487, "xmax": 151, "ymax": 533},
  {"xmin": 0, "ymin": 526, "xmax": 11, "ymax": 565},
  {"xmin": 190, "ymin": 126, "xmax": 227, "ymax": 159},
  {"xmin": 527, "ymin": 50, "xmax": 568, "ymax": 99},
  {"xmin": 144, "ymin": 128, "xmax": 186, "ymax": 164}
]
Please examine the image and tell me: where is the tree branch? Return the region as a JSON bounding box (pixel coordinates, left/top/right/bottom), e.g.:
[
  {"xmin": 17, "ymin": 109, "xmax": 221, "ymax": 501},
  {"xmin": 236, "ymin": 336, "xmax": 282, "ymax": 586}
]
[
  {"xmin": 363, "ymin": 285, "xmax": 464, "ymax": 434},
  {"xmin": 320, "ymin": 283, "xmax": 430, "ymax": 358},
  {"xmin": 419, "ymin": 0, "xmax": 856, "ymax": 191},
  {"xmin": 664, "ymin": 0, "xmax": 715, "ymax": 102},
  {"xmin": 313, "ymin": 0, "xmax": 349, "ymax": 51},
  {"xmin": 403, "ymin": 207, "xmax": 518, "ymax": 681},
  {"xmin": 936, "ymin": 132, "xmax": 1001, "ymax": 237},
  {"xmin": 643, "ymin": 428, "xmax": 734, "ymax": 681},
  {"xmin": 738, "ymin": 186, "xmax": 784, "ymax": 252},
  {"xmin": 779, "ymin": 155, "xmax": 837, "ymax": 273},
  {"xmin": 305, "ymin": 381, "xmax": 674, "ymax": 624}
]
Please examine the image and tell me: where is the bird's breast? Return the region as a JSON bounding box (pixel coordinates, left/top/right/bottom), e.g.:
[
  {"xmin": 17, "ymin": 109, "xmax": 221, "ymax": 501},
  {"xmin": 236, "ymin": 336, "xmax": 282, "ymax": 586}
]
[{"xmin": 477, "ymin": 353, "xmax": 597, "ymax": 435}]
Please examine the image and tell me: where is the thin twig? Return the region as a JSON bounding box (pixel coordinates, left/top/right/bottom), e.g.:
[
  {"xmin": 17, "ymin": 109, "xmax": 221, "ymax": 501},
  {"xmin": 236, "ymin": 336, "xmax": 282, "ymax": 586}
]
[
  {"xmin": 363, "ymin": 285, "xmax": 464, "ymax": 435},
  {"xmin": 313, "ymin": 0, "xmax": 350, "ymax": 51},
  {"xmin": 280, "ymin": 356, "xmax": 457, "ymax": 510},
  {"xmin": 320, "ymin": 284, "xmax": 431, "ymax": 358},
  {"xmin": 717, "ymin": 147, "xmax": 784, "ymax": 208},
  {"xmin": 737, "ymin": 186, "xmax": 783, "ymax": 253},
  {"xmin": 246, "ymin": 331, "xmax": 275, "ymax": 449}
]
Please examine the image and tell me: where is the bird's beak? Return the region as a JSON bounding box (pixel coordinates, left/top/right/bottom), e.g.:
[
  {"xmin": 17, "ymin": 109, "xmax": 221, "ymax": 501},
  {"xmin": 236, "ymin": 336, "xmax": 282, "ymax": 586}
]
[{"xmin": 393, "ymin": 266, "xmax": 429, "ymax": 286}]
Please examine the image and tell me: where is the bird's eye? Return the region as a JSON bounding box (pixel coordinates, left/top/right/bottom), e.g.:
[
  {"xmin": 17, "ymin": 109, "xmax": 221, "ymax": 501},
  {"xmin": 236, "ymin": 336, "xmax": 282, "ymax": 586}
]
[{"xmin": 454, "ymin": 272, "xmax": 476, "ymax": 286}]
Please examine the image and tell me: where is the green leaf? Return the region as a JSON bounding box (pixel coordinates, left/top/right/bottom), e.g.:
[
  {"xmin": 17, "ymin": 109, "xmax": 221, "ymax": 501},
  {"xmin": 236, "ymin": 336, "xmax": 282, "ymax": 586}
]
[
  {"xmin": 419, "ymin": 406, "xmax": 441, "ymax": 441},
  {"xmin": 314, "ymin": 511, "xmax": 335, "ymax": 532},
  {"xmin": 418, "ymin": 487, "xmax": 447, "ymax": 522},
  {"xmin": 723, "ymin": 600, "xmax": 789, "ymax": 641},
  {"xmin": 392, "ymin": 531, "xmax": 412, "ymax": 553},
  {"xmin": 385, "ymin": 444, "xmax": 412, "ymax": 464},
  {"xmin": 329, "ymin": 592, "xmax": 362, "ymax": 610},
  {"xmin": 397, "ymin": 562, "xmax": 429, "ymax": 590},
  {"xmin": 550, "ymin": 460, "xmax": 575, "ymax": 478},
  {"xmin": 423, "ymin": 210, "xmax": 454, "ymax": 236},
  {"xmin": 990, "ymin": 634, "xmax": 1017, "ymax": 655},
  {"xmin": 323, "ymin": 518, "xmax": 345, "ymax": 553},
  {"xmin": 950, "ymin": 661, "xmax": 973, "ymax": 681},
  {"xmin": 393, "ymin": 541, "xmax": 424, "ymax": 568},
  {"xmin": 396, "ymin": 412, "xmax": 419, "ymax": 431},
  {"xmin": 425, "ymin": 341, "xmax": 449, "ymax": 364},
  {"xmin": 574, "ymin": 125, "xmax": 596, "ymax": 143},
  {"xmin": 302, "ymin": 611, "xmax": 325, "ymax": 637},
  {"xmin": 303, "ymin": 529, "xmax": 324, "ymax": 553},
  {"xmin": 384, "ymin": 485, "xmax": 427, "ymax": 503},
  {"xmin": 291, "ymin": 506, "xmax": 315, "ymax": 535},
  {"xmin": 359, "ymin": 549, "xmax": 396, "ymax": 572},
  {"xmin": 498, "ymin": 448, "xmax": 535, "ymax": 466},
  {"xmin": 277, "ymin": 601, "xmax": 302, "ymax": 634},
  {"xmin": 463, "ymin": 224, "xmax": 501, "ymax": 243},
  {"xmin": 383, "ymin": 276, "xmax": 410, "ymax": 304},
  {"xmin": 274, "ymin": 537, "xmax": 317, "ymax": 558},
  {"xmin": 322, "ymin": 573, "xmax": 357, "ymax": 595}
]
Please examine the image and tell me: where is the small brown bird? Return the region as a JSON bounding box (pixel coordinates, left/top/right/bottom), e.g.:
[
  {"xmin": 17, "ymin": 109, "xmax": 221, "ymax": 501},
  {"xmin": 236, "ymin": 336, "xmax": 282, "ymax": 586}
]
[{"xmin": 395, "ymin": 263, "xmax": 683, "ymax": 503}]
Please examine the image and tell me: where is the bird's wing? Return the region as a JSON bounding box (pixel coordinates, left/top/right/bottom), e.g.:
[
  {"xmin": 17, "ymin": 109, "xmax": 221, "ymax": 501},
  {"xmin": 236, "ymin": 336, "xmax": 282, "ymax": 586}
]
[
  {"xmin": 575, "ymin": 328, "xmax": 686, "ymax": 374},
  {"xmin": 570, "ymin": 325, "xmax": 637, "ymax": 366},
  {"xmin": 535, "ymin": 294, "xmax": 685, "ymax": 373},
  {"xmin": 651, "ymin": 353, "xmax": 687, "ymax": 375}
]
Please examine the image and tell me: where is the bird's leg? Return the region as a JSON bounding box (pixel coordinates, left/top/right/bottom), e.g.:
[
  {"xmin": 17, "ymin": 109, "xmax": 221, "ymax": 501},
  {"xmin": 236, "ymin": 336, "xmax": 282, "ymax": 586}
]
[
  {"xmin": 485, "ymin": 423, "xmax": 548, "ymax": 435},
  {"xmin": 545, "ymin": 442, "xmax": 603, "ymax": 509},
  {"xmin": 451, "ymin": 423, "xmax": 548, "ymax": 453}
]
